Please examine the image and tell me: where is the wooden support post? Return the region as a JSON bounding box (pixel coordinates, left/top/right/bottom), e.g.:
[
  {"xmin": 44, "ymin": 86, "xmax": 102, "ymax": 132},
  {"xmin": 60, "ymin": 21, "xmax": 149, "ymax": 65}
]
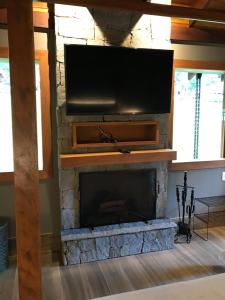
[{"xmin": 7, "ymin": 1, "xmax": 42, "ymax": 300}]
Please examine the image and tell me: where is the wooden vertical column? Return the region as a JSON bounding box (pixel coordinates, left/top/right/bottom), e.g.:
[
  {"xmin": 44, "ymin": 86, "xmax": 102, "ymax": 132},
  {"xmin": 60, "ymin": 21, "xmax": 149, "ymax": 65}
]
[{"xmin": 7, "ymin": 1, "xmax": 42, "ymax": 299}]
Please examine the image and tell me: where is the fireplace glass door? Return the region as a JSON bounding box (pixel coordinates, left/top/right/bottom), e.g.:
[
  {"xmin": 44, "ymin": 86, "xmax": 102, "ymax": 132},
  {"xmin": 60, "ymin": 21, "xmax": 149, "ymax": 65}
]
[{"xmin": 79, "ymin": 169, "xmax": 156, "ymax": 228}]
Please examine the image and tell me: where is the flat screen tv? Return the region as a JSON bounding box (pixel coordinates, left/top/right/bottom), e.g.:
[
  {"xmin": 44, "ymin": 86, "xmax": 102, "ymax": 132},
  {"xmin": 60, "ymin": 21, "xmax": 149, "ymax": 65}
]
[{"xmin": 65, "ymin": 44, "xmax": 174, "ymax": 115}]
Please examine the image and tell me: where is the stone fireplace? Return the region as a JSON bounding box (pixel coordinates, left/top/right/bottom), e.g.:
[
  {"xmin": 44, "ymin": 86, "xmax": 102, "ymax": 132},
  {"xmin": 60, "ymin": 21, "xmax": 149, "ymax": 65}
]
[
  {"xmin": 60, "ymin": 161, "xmax": 169, "ymax": 230},
  {"xmin": 55, "ymin": 2, "xmax": 176, "ymax": 265}
]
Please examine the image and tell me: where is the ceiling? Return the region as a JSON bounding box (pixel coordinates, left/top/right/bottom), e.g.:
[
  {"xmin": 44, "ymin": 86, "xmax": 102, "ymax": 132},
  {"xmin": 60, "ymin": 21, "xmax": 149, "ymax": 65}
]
[{"xmin": 1, "ymin": 1, "xmax": 225, "ymax": 44}]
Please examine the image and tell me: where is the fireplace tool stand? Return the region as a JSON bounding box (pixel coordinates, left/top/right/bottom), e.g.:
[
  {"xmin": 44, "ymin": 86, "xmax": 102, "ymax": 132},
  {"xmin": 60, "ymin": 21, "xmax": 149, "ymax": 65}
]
[{"xmin": 175, "ymin": 171, "xmax": 195, "ymax": 243}]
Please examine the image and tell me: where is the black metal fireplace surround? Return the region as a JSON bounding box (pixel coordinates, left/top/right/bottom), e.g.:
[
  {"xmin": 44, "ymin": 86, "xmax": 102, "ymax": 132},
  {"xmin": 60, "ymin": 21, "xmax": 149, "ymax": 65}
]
[{"xmin": 79, "ymin": 169, "xmax": 157, "ymax": 228}]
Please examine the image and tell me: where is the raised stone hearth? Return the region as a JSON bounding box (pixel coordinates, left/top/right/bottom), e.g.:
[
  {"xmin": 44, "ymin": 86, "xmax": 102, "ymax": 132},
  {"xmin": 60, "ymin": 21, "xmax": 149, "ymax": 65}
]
[{"xmin": 62, "ymin": 219, "xmax": 177, "ymax": 265}]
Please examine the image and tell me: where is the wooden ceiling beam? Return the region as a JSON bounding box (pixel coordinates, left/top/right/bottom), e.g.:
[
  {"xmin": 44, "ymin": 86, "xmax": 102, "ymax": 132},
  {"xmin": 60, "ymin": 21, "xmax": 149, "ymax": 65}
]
[
  {"xmin": 0, "ymin": 0, "xmax": 7, "ymax": 8},
  {"xmin": 191, "ymin": 0, "xmax": 211, "ymax": 9},
  {"xmin": 0, "ymin": 9, "xmax": 49, "ymax": 30},
  {"xmin": 189, "ymin": 0, "xmax": 211, "ymax": 27},
  {"xmin": 0, "ymin": 1, "xmax": 49, "ymax": 9},
  {"xmin": 43, "ymin": 0, "xmax": 225, "ymax": 24},
  {"xmin": 2, "ymin": 0, "xmax": 225, "ymax": 24},
  {"xmin": 172, "ymin": 0, "xmax": 191, "ymax": 7},
  {"xmin": 171, "ymin": 22, "xmax": 225, "ymax": 44}
]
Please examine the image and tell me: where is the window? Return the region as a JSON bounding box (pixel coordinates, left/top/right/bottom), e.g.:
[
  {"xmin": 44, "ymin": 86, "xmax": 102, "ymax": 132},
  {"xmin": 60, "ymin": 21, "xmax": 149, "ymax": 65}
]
[
  {"xmin": 0, "ymin": 48, "xmax": 52, "ymax": 181},
  {"xmin": 171, "ymin": 60, "xmax": 225, "ymax": 170}
]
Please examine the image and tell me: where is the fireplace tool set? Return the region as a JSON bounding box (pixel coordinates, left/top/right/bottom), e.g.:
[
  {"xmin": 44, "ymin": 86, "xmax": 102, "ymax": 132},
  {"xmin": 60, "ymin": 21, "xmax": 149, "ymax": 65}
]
[{"xmin": 175, "ymin": 171, "xmax": 195, "ymax": 243}]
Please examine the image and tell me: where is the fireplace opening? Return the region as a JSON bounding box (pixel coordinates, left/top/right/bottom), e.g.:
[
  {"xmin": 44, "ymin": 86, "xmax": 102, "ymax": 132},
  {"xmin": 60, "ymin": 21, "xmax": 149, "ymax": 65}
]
[{"xmin": 79, "ymin": 169, "xmax": 157, "ymax": 228}]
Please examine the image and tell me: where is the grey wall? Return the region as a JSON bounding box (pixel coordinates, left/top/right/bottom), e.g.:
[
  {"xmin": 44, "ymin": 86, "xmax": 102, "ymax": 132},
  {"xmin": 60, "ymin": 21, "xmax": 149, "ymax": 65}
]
[
  {"xmin": 0, "ymin": 30, "xmax": 61, "ymax": 237},
  {"xmin": 167, "ymin": 43, "xmax": 225, "ymax": 218}
]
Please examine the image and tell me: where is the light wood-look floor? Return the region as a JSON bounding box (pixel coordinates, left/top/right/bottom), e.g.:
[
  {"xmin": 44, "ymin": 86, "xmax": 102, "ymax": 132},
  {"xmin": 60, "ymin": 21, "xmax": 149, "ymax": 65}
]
[{"xmin": 2, "ymin": 226, "xmax": 225, "ymax": 300}]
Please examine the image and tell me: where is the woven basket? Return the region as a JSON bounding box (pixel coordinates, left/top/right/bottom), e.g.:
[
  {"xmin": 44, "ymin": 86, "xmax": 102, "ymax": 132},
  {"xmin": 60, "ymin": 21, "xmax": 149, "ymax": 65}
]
[{"xmin": 0, "ymin": 218, "xmax": 8, "ymax": 272}]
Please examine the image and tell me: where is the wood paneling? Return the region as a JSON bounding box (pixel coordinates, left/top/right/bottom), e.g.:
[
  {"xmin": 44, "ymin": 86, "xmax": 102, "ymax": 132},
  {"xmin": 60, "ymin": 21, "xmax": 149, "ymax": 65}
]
[
  {"xmin": 0, "ymin": 49, "xmax": 52, "ymax": 182},
  {"xmin": 47, "ymin": 0, "xmax": 225, "ymax": 24},
  {"xmin": 7, "ymin": 0, "xmax": 42, "ymax": 299},
  {"xmin": 60, "ymin": 149, "xmax": 177, "ymax": 168}
]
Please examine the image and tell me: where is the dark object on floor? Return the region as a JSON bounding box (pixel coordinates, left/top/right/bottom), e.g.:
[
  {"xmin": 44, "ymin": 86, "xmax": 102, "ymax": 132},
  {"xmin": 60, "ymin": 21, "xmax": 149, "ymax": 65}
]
[
  {"xmin": 175, "ymin": 171, "xmax": 195, "ymax": 243},
  {"xmin": 0, "ymin": 217, "xmax": 8, "ymax": 272}
]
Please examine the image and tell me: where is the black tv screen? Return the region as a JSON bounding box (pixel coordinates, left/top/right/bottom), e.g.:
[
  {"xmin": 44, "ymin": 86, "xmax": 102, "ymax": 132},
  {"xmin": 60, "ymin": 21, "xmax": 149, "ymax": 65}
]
[{"xmin": 65, "ymin": 44, "xmax": 173, "ymax": 115}]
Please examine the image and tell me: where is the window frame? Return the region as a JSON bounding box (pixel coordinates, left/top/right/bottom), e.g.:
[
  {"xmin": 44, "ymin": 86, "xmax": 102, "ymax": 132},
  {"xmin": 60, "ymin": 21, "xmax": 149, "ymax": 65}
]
[
  {"xmin": 0, "ymin": 48, "xmax": 52, "ymax": 181},
  {"xmin": 169, "ymin": 59, "xmax": 225, "ymax": 171}
]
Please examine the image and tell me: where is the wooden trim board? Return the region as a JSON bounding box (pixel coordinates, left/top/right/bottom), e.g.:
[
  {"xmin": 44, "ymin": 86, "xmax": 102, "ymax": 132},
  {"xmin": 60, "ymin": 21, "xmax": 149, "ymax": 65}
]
[
  {"xmin": 169, "ymin": 159, "xmax": 225, "ymax": 171},
  {"xmin": 0, "ymin": 48, "xmax": 52, "ymax": 182},
  {"xmin": 60, "ymin": 149, "xmax": 177, "ymax": 168},
  {"xmin": 169, "ymin": 59, "xmax": 225, "ymax": 171}
]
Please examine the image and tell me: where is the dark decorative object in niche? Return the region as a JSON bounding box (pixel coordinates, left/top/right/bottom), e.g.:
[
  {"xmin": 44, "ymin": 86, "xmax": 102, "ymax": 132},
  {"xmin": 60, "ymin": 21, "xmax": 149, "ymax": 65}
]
[{"xmin": 98, "ymin": 126, "xmax": 118, "ymax": 143}]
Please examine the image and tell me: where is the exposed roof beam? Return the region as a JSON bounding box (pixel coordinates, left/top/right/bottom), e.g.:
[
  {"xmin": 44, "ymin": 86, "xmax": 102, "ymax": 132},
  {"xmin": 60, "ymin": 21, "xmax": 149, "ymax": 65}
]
[
  {"xmin": 189, "ymin": 0, "xmax": 211, "ymax": 27},
  {"xmin": 0, "ymin": 8, "xmax": 49, "ymax": 32},
  {"xmin": 191, "ymin": 0, "xmax": 211, "ymax": 8},
  {"xmin": 44, "ymin": 0, "xmax": 225, "ymax": 24},
  {"xmin": 0, "ymin": 0, "xmax": 7, "ymax": 8},
  {"xmin": 0, "ymin": 1, "xmax": 49, "ymax": 9},
  {"xmin": 171, "ymin": 22, "xmax": 225, "ymax": 45}
]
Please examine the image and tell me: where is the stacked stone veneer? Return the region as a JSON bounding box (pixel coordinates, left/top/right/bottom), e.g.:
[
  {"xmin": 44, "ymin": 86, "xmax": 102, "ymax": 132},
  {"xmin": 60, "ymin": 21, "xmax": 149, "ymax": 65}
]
[
  {"xmin": 55, "ymin": 2, "xmax": 174, "ymax": 264},
  {"xmin": 62, "ymin": 220, "xmax": 176, "ymax": 265}
]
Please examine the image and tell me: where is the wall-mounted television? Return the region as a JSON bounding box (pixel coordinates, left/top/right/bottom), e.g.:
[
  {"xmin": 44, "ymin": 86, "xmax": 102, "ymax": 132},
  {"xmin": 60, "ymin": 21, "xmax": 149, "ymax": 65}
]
[{"xmin": 65, "ymin": 44, "xmax": 174, "ymax": 115}]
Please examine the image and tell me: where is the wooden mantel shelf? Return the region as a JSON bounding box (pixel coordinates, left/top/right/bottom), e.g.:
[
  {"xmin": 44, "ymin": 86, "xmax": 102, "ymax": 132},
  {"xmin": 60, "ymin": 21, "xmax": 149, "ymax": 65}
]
[{"xmin": 60, "ymin": 149, "xmax": 177, "ymax": 168}]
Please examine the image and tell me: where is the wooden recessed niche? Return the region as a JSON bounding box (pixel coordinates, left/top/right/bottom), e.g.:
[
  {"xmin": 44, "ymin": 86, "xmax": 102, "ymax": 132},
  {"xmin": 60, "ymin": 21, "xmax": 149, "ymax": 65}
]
[{"xmin": 72, "ymin": 121, "xmax": 160, "ymax": 149}]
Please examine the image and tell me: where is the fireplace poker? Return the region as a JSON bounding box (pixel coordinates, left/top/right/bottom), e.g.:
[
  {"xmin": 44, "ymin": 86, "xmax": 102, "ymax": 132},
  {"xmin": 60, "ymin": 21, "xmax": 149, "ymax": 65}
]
[
  {"xmin": 182, "ymin": 171, "xmax": 188, "ymax": 223},
  {"xmin": 182, "ymin": 189, "xmax": 185, "ymax": 223},
  {"xmin": 176, "ymin": 186, "xmax": 181, "ymax": 223},
  {"xmin": 190, "ymin": 189, "xmax": 195, "ymax": 214},
  {"xmin": 186, "ymin": 204, "xmax": 192, "ymax": 243}
]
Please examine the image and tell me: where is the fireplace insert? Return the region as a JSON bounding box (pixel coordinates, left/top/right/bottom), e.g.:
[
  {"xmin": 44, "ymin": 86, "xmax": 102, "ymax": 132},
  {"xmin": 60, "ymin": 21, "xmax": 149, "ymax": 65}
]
[{"xmin": 79, "ymin": 169, "xmax": 156, "ymax": 228}]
